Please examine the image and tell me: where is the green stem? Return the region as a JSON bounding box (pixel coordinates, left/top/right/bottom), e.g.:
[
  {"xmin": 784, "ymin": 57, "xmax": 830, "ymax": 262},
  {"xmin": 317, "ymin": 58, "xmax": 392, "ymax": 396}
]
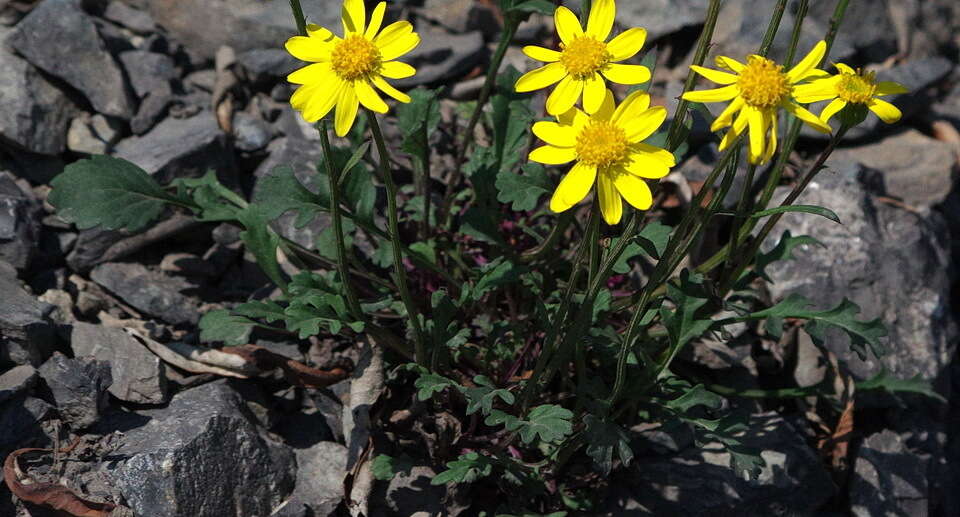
[
  {"xmin": 520, "ymin": 211, "xmax": 574, "ymax": 263},
  {"xmin": 587, "ymin": 201, "xmax": 601, "ymax": 282},
  {"xmin": 580, "ymin": 0, "xmax": 592, "ymax": 24},
  {"xmin": 288, "ymin": 0, "xmax": 307, "ymax": 36},
  {"xmin": 757, "ymin": 0, "xmax": 789, "ymax": 57},
  {"xmin": 823, "ymin": 0, "xmax": 851, "ymax": 57},
  {"xmin": 366, "ymin": 110, "xmax": 428, "ymax": 366}
]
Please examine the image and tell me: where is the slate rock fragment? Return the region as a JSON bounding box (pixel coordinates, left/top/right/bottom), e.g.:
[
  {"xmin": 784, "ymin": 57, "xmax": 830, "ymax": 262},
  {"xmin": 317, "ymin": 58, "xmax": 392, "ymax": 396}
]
[
  {"xmin": 90, "ymin": 262, "xmax": 200, "ymax": 326},
  {"xmin": 0, "ymin": 48, "xmax": 75, "ymax": 155},
  {"xmin": 70, "ymin": 322, "xmax": 167, "ymax": 404},
  {"xmin": 37, "ymin": 351, "xmax": 112, "ymax": 429},
  {"xmin": 0, "ymin": 259, "xmax": 59, "ymax": 367}
]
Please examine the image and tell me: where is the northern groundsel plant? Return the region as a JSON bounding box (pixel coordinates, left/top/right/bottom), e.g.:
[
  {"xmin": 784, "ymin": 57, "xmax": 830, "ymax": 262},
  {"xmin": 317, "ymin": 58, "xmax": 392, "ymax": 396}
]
[{"xmin": 48, "ymin": 0, "xmax": 932, "ymax": 512}]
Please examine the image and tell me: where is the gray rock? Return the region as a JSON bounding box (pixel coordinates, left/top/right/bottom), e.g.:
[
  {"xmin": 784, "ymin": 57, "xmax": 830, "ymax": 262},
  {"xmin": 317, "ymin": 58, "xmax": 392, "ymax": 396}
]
[
  {"xmin": 602, "ymin": 412, "xmax": 833, "ymax": 515},
  {"xmin": 66, "ymin": 227, "xmax": 126, "ymax": 272},
  {"xmin": 70, "ymin": 322, "xmax": 167, "ymax": 404},
  {"xmin": 37, "ymin": 351, "xmax": 112, "ymax": 429},
  {"xmin": 0, "ymin": 172, "xmax": 40, "ymax": 270},
  {"xmin": 102, "ymin": 380, "xmax": 296, "ymax": 517},
  {"xmin": 275, "ymin": 441, "xmax": 346, "ymax": 517},
  {"xmin": 0, "ymin": 48, "xmax": 75, "ymax": 154},
  {"xmin": 130, "ymin": 83, "xmax": 173, "ymax": 135},
  {"xmin": 380, "ymin": 465, "xmax": 446, "ymax": 517},
  {"xmin": 0, "ymin": 146, "xmax": 66, "ymax": 184},
  {"xmin": 119, "ymin": 50, "xmax": 177, "ymax": 98},
  {"xmin": 0, "ymin": 260, "xmax": 58, "ymax": 367},
  {"xmin": 8, "ymin": 0, "xmax": 135, "ymax": 119},
  {"xmin": 237, "ymin": 48, "xmax": 300, "ymax": 86},
  {"xmin": 90, "ymin": 262, "xmax": 200, "ymax": 325},
  {"xmin": 850, "ymin": 430, "xmax": 930, "ymax": 517},
  {"xmin": 113, "ymin": 111, "xmax": 230, "ymax": 183},
  {"xmin": 807, "ymin": 0, "xmax": 898, "ymax": 64},
  {"xmin": 764, "ymin": 161, "xmax": 956, "ymax": 381},
  {"xmin": 0, "ymin": 396, "xmax": 56, "ymax": 455},
  {"xmin": 0, "ymin": 364, "xmax": 37, "ymax": 403},
  {"xmin": 103, "ymin": 1, "xmax": 156, "ymax": 34},
  {"xmin": 418, "ymin": 0, "xmax": 498, "ymax": 36},
  {"xmin": 233, "ymin": 111, "xmax": 273, "ymax": 152},
  {"xmin": 618, "ymin": 0, "xmax": 708, "ymax": 42},
  {"xmin": 395, "ymin": 29, "xmax": 485, "ymax": 88}
]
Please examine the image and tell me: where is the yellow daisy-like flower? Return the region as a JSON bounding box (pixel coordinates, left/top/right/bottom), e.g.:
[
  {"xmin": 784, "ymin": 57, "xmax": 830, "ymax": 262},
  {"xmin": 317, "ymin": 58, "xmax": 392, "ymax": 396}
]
[
  {"xmin": 793, "ymin": 63, "xmax": 908, "ymax": 125},
  {"xmin": 529, "ymin": 89, "xmax": 675, "ymax": 225},
  {"xmin": 284, "ymin": 0, "xmax": 420, "ymax": 136},
  {"xmin": 514, "ymin": 0, "xmax": 651, "ymax": 116},
  {"xmin": 681, "ymin": 41, "xmax": 833, "ymax": 165}
]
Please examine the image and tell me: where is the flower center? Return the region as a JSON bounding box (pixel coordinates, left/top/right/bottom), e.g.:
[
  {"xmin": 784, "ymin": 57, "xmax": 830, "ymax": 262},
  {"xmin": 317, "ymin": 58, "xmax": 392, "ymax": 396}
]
[
  {"xmin": 837, "ymin": 69, "xmax": 878, "ymax": 104},
  {"xmin": 737, "ymin": 56, "xmax": 791, "ymax": 109},
  {"xmin": 331, "ymin": 35, "xmax": 381, "ymax": 81},
  {"xmin": 576, "ymin": 121, "xmax": 629, "ymax": 168},
  {"xmin": 560, "ymin": 37, "xmax": 610, "ymax": 79}
]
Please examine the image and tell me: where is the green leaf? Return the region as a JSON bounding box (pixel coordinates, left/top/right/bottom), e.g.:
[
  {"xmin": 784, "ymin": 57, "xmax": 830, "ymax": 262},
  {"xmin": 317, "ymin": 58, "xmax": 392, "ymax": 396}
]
[
  {"xmin": 472, "ymin": 258, "xmax": 527, "ymax": 299},
  {"xmin": 755, "ymin": 230, "xmax": 823, "ymax": 281},
  {"xmin": 172, "ymin": 170, "xmax": 243, "ymax": 222},
  {"xmin": 750, "ymin": 204, "xmax": 841, "ymax": 224},
  {"xmin": 749, "ymin": 294, "xmax": 887, "ymax": 360},
  {"xmin": 508, "ymin": 0, "xmax": 555, "ymax": 14},
  {"xmin": 517, "ymin": 404, "xmax": 573, "ymax": 444},
  {"xmin": 461, "ymin": 206, "xmax": 505, "ymax": 245},
  {"xmin": 496, "ymin": 163, "xmax": 553, "ymax": 211},
  {"xmin": 254, "ymin": 165, "xmax": 327, "ymax": 228},
  {"xmin": 396, "ymin": 88, "xmax": 441, "ymax": 165},
  {"xmin": 637, "ymin": 221, "xmax": 672, "ymax": 260},
  {"xmin": 484, "ymin": 409, "xmax": 522, "ymax": 430},
  {"xmin": 431, "ymin": 452, "xmax": 496, "ymax": 485},
  {"xmin": 234, "ymin": 300, "xmax": 287, "ymax": 323},
  {"xmin": 661, "ymin": 270, "xmax": 713, "ymax": 350},
  {"xmin": 371, "ymin": 454, "xmax": 415, "ymax": 481},
  {"xmin": 489, "ymin": 66, "xmax": 534, "ymax": 172},
  {"xmin": 665, "ymin": 383, "xmax": 725, "ymax": 413},
  {"xmin": 49, "ymin": 155, "xmax": 182, "ymax": 232},
  {"xmin": 583, "ymin": 415, "xmax": 634, "ymax": 475},
  {"xmin": 198, "ymin": 309, "xmax": 256, "ymax": 345},
  {"xmin": 463, "ymin": 375, "xmax": 515, "ymax": 416},
  {"xmin": 856, "ymin": 369, "xmax": 946, "ymax": 402},
  {"xmin": 237, "ymin": 205, "xmax": 288, "ymax": 291},
  {"xmin": 414, "ymin": 372, "xmax": 460, "ymax": 401},
  {"xmin": 339, "ymin": 141, "xmax": 371, "ymax": 184}
]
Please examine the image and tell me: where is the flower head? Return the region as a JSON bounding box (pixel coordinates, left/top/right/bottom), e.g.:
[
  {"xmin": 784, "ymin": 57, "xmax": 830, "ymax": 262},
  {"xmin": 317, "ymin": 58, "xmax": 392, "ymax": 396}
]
[
  {"xmin": 528, "ymin": 89, "xmax": 675, "ymax": 225},
  {"xmin": 681, "ymin": 41, "xmax": 833, "ymax": 165},
  {"xmin": 515, "ymin": 0, "xmax": 651, "ymax": 116},
  {"xmin": 793, "ymin": 63, "xmax": 908, "ymax": 125},
  {"xmin": 285, "ymin": 0, "xmax": 420, "ymax": 136}
]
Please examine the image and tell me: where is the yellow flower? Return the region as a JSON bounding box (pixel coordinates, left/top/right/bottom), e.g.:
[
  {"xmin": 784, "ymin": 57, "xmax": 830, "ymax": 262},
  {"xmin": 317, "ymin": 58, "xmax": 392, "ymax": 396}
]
[
  {"xmin": 681, "ymin": 41, "xmax": 833, "ymax": 165},
  {"xmin": 284, "ymin": 0, "xmax": 420, "ymax": 136},
  {"xmin": 793, "ymin": 63, "xmax": 908, "ymax": 125},
  {"xmin": 514, "ymin": 0, "xmax": 651, "ymax": 116},
  {"xmin": 528, "ymin": 89, "xmax": 675, "ymax": 225}
]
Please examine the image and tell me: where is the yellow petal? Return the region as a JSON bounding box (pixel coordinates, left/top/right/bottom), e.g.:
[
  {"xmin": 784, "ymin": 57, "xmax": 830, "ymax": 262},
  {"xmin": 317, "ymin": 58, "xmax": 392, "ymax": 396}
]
[
  {"xmin": 719, "ymin": 109, "xmax": 749, "ymax": 151},
  {"xmin": 681, "ymin": 85, "xmax": 739, "ymax": 103},
  {"xmin": 306, "ymin": 24, "xmax": 334, "ymax": 39},
  {"xmin": 546, "ymin": 75, "xmax": 584, "ymax": 116},
  {"xmin": 623, "ymin": 152, "xmax": 671, "ymax": 179},
  {"xmin": 835, "ymin": 63, "xmax": 855, "ymax": 74},
  {"xmin": 554, "ymin": 6, "xmax": 584, "ymax": 45},
  {"xmin": 597, "ymin": 172, "xmax": 622, "ymax": 225},
  {"xmin": 341, "ymin": 0, "xmax": 366, "ymax": 35},
  {"xmin": 876, "ymin": 81, "xmax": 909, "ymax": 96},
  {"xmin": 287, "ymin": 62, "xmax": 334, "ymax": 85},
  {"xmin": 613, "ymin": 170, "xmax": 654, "ymax": 210},
  {"xmin": 820, "ymin": 98, "xmax": 846, "ymax": 124},
  {"xmin": 633, "ymin": 143, "xmax": 676, "ymax": 167},
  {"xmin": 710, "ymin": 97, "xmax": 744, "ymax": 131},
  {"xmin": 371, "ymin": 75, "xmax": 410, "ymax": 103},
  {"xmin": 374, "ymin": 21, "xmax": 413, "ymax": 48},
  {"xmin": 550, "ymin": 161, "xmax": 597, "ymax": 213},
  {"xmin": 380, "ymin": 32, "xmax": 420, "ymax": 61},
  {"xmin": 784, "ymin": 101, "xmax": 831, "ymax": 133},
  {"xmin": 558, "ymin": 107, "xmax": 591, "ymax": 133},
  {"xmin": 586, "ymin": 0, "xmax": 615, "ymax": 40},
  {"xmin": 335, "ymin": 86, "xmax": 360, "ymax": 137},
  {"xmin": 365, "ymin": 2, "xmax": 386, "ymax": 39},
  {"xmin": 355, "ymin": 79, "xmax": 388, "ymax": 113},
  {"xmin": 291, "ymin": 80, "xmax": 341, "ymax": 123},
  {"xmin": 285, "ymin": 36, "xmax": 334, "ymax": 62},
  {"xmin": 868, "ymin": 98, "xmax": 902, "ymax": 123},
  {"xmin": 515, "ymin": 62, "xmax": 567, "ymax": 93},
  {"xmin": 529, "ymin": 145, "xmax": 577, "ymax": 165},
  {"xmin": 582, "ymin": 73, "xmax": 607, "ymax": 115},
  {"xmin": 622, "ymin": 106, "xmax": 667, "ymax": 143},
  {"xmin": 612, "ymin": 90, "xmax": 651, "ymax": 125},
  {"xmin": 523, "ymin": 45, "xmax": 561, "ymax": 63},
  {"xmin": 690, "ymin": 65, "xmax": 738, "ymax": 85},
  {"xmin": 600, "ymin": 63, "xmax": 651, "ymax": 85},
  {"xmin": 762, "ymin": 110, "xmax": 778, "ymax": 164},
  {"xmin": 747, "ymin": 106, "xmax": 767, "ymax": 164},
  {"xmin": 532, "ymin": 121, "xmax": 577, "ymax": 147},
  {"xmin": 718, "ymin": 127, "xmax": 741, "ymax": 151},
  {"xmin": 715, "ymin": 55, "xmax": 745, "ymax": 73},
  {"xmin": 787, "ymin": 40, "xmax": 826, "ymax": 82},
  {"xmin": 380, "ymin": 61, "xmax": 416, "ymax": 79},
  {"xmin": 607, "ymin": 27, "xmax": 646, "ymax": 62},
  {"xmin": 792, "ymin": 77, "xmax": 841, "ymax": 103}
]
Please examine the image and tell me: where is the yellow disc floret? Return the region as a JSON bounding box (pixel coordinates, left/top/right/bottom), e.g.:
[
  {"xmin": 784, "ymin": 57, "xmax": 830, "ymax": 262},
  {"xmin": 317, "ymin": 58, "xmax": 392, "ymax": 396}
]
[
  {"xmin": 331, "ymin": 35, "xmax": 382, "ymax": 81},
  {"xmin": 837, "ymin": 69, "xmax": 878, "ymax": 104},
  {"xmin": 737, "ymin": 56, "xmax": 791, "ymax": 108},
  {"xmin": 560, "ymin": 37, "xmax": 611, "ymax": 79},
  {"xmin": 576, "ymin": 121, "xmax": 629, "ymax": 168}
]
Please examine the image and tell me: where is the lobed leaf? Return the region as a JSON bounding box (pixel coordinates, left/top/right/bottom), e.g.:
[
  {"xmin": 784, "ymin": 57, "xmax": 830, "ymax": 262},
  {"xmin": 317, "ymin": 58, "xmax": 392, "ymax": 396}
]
[{"xmin": 496, "ymin": 163, "xmax": 553, "ymax": 211}]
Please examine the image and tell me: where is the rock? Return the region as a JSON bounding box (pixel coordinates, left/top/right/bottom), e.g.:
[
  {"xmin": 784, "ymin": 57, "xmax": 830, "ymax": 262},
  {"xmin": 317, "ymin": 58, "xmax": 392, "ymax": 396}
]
[
  {"xmin": 130, "ymin": 82, "xmax": 173, "ymax": 135},
  {"xmin": 233, "ymin": 112, "xmax": 273, "ymax": 152},
  {"xmin": 0, "ymin": 48, "xmax": 75, "ymax": 154},
  {"xmin": 276, "ymin": 441, "xmax": 347, "ymax": 517},
  {"xmin": 66, "ymin": 227, "xmax": 126, "ymax": 272},
  {"xmin": 8, "ymin": 0, "xmax": 135, "ymax": 119},
  {"xmin": 850, "ymin": 430, "xmax": 930, "ymax": 517},
  {"xmin": 418, "ymin": 0, "xmax": 498, "ymax": 36},
  {"xmin": 601, "ymin": 412, "xmax": 833, "ymax": 515},
  {"xmin": 119, "ymin": 50, "xmax": 177, "ymax": 98},
  {"xmin": 618, "ymin": 0, "xmax": 708, "ymax": 42},
  {"xmin": 102, "ymin": 380, "xmax": 296, "ymax": 517},
  {"xmin": 103, "ymin": 0, "xmax": 156, "ymax": 34},
  {"xmin": 70, "ymin": 322, "xmax": 168, "ymax": 404},
  {"xmin": 0, "ymin": 172, "xmax": 40, "ymax": 270},
  {"xmin": 146, "ymin": 0, "xmax": 339, "ymax": 61},
  {"xmin": 395, "ymin": 29, "xmax": 485, "ymax": 88},
  {"xmin": 37, "ymin": 351, "xmax": 112, "ymax": 429},
  {"xmin": 764, "ymin": 160, "xmax": 956, "ymax": 381},
  {"xmin": 831, "ymin": 130, "xmax": 958, "ymax": 208},
  {"xmin": 160, "ymin": 252, "xmax": 219, "ymax": 278},
  {"xmin": 0, "ymin": 396, "xmax": 56, "ymax": 455},
  {"xmin": 67, "ymin": 113, "xmax": 123, "ymax": 154},
  {"xmin": 0, "ymin": 260, "xmax": 59, "ymax": 367},
  {"xmin": 90, "ymin": 262, "xmax": 200, "ymax": 326},
  {"xmin": 0, "ymin": 364, "xmax": 37, "ymax": 404},
  {"xmin": 375, "ymin": 465, "xmax": 446, "ymax": 516},
  {"xmin": 237, "ymin": 48, "xmax": 300, "ymax": 86},
  {"xmin": 807, "ymin": 0, "xmax": 898, "ymax": 64},
  {"xmin": 113, "ymin": 111, "xmax": 231, "ymax": 183}
]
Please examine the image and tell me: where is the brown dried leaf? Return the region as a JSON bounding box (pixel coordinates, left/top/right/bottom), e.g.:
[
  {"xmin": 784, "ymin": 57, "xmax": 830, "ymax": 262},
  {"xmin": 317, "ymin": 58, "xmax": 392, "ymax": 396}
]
[
  {"xmin": 4, "ymin": 447, "xmax": 115, "ymax": 517},
  {"xmin": 220, "ymin": 344, "xmax": 350, "ymax": 388}
]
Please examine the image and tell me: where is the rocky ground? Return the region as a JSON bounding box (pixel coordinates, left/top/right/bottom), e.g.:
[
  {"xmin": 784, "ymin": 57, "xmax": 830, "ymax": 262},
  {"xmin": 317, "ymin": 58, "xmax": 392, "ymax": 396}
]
[{"xmin": 0, "ymin": 0, "xmax": 959, "ymax": 515}]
